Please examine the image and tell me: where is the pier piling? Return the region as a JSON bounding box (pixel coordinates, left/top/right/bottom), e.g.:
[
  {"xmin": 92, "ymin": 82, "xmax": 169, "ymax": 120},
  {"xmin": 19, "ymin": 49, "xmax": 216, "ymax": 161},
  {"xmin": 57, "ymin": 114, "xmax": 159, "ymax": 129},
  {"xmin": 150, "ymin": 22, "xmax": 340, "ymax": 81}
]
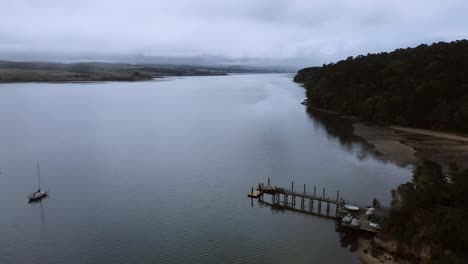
[{"xmin": 247, "ymin": 181, "xmax": 379, "ymax": 234}]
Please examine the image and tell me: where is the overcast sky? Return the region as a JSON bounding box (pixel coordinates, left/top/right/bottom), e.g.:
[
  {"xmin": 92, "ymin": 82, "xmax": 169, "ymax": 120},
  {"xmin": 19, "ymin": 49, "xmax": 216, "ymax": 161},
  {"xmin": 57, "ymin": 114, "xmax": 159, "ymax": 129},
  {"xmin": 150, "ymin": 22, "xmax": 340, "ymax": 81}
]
[{"xmin": 1, "ymin": 0, "xmax": 467, "ymax": 68}]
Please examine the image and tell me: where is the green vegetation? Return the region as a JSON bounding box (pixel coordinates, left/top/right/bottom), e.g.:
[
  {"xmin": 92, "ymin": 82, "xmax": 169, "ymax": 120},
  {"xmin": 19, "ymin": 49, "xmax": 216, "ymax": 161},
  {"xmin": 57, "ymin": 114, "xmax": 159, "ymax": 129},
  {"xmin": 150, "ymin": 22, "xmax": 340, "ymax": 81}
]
[
  {"xmin": 294, "ymin": 41, "xmax": 468, "ymax": 261},
  {"xmin": 294, "ymin": 40, "xmax": 468, "ymax": 133},
  {"xmin": 0, "ymin": 61, "xmax": 248, "ymax": 83},
  {"xmin": 384, "ymin": 160, "xmax": 468, "ymax": 263}
]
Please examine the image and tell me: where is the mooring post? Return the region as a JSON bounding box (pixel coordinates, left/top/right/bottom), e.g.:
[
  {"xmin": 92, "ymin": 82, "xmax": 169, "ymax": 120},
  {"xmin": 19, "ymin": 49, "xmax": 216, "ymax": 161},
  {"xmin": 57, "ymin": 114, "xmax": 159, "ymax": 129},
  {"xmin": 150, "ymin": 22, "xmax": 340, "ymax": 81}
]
[
  {"xmin": 309, "ymin": 198, "xmax": 313, "ymax": 211},
  {"xmin": 323, "ymin": 188, "xmax": 325, "ymax": 199},
  {"xmin": 290, "ymin": 181, "xmax": 294, "ymax": 207},
  {"xmin": 268, "ymin": 177, "xmax": 270, "ymax": 186},
  {"xmin": 303, "ymin": 184, "xmax": 306, "ymax": 193},
  {"xmin": 251, "ymin": 186, "xmax": 254, "ymax": 196},
  {"xmin": 284, "ymin": 194, "xmax": 288, "ymax": 205},
  {"xmin": 336, "ymin": 190, "xmax": 340, "ymax": 215},
  {"xmin": 314, "ymin": 186, "xmax": 316, "ymax": 197}
]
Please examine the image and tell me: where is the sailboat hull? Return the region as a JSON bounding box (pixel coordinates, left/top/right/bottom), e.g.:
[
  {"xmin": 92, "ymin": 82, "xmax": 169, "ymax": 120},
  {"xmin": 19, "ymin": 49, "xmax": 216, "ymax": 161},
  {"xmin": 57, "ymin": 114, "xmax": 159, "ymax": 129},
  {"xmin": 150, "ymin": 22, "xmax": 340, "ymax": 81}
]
[
  {"xmin": 28, "ymin": 191, "xmax": 48, "ymax": 202},
  {"xmin": 28, "ymin": 163, "xmax": 49, "ymax": 202}
]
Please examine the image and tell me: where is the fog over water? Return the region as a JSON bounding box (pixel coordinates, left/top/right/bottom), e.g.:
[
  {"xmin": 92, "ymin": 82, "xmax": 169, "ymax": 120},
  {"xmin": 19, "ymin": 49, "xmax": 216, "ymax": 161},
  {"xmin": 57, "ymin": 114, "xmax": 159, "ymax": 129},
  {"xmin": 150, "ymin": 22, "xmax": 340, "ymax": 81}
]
[{"xmin": 1, "ymin": 0, "xmax": 467, "ymax": 68}]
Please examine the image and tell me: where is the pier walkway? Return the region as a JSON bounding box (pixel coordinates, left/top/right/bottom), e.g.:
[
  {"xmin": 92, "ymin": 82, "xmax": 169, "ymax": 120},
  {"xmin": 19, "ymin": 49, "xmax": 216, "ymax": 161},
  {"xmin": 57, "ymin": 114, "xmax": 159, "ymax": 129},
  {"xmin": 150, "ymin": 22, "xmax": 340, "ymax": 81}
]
[{"xmin": 248, "ymin": 178, "xmax": 380, "ymax": 233}]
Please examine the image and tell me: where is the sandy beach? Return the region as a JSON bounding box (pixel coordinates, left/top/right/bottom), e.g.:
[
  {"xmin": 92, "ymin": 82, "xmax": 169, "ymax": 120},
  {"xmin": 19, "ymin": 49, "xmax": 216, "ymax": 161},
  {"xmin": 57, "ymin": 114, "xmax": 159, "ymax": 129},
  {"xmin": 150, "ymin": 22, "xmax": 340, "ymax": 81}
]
[
  {"xmin": 353, "ymin": 123, "xmax": 418, "ymax": 167},
  {"xmin": 355, "ymin": 238, "xmax": 405, "ymax": 264},
  {"xmin": 353, "ymin": 122, "xmax": 468, "ymax": 170}
]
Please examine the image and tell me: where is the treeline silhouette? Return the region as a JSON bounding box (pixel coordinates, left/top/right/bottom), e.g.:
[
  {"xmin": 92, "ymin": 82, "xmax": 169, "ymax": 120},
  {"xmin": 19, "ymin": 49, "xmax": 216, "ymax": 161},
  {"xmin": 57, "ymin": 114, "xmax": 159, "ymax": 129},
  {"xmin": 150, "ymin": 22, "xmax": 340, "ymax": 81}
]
[
  {"xmin": 384, "ymin": 161, "xmax": 468, "ymax": 263},
  {"xmin": 294, "ymin": 40, "xmax": 468, "ymax": 133}
]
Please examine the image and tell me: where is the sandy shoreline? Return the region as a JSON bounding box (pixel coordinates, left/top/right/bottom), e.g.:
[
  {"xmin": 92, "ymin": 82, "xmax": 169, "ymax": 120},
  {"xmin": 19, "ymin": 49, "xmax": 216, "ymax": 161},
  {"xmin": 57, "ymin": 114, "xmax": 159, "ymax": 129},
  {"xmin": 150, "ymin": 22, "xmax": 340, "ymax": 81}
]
[
  {"xmin": 355, "ymin": 238, "xmax": 404, "ymax": 264},
  {"xmin": 305, "ymin": 107, "xmax": 468, "ymax": 263},
  {"xmin": 353, "ymin": 123, "xmax": 418, "ymax": 167},
  {"xmin": 390, "ymin": 126, "xmax": 468, "ymax": 143},
  {"xmin": 306, "ymin": 105, "xmax": 468, "ymax": 170},
  {"xmin": 306, "ymin": 106, "xmax": 468, "ymax": 170},
  {"xmin": 352, "ymin": 122, "xmax": 468, "ymax": 170}
]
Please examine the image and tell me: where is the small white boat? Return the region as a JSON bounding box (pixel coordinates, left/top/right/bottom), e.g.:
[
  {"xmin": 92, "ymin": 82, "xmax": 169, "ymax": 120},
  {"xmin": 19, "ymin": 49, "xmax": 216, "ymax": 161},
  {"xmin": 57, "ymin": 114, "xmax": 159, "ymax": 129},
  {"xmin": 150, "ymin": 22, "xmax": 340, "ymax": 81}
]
[
  {"xmin": 344, "ymin": 204, "xmax": 360, "ymax": 211},
  {"xmin": 365, "ymin": 207, "xmax": 375, "ymax": 216},
  {"xmin": 368, "ymin": 222, "xmax": 381, "ymax": 230},
  {"xmin": 28, "ymin": 163, "xmax": 49, "ymax": 202},
  {"xmin": 342, "ymin": 214, "xmax": 353, "ymax": 224}
]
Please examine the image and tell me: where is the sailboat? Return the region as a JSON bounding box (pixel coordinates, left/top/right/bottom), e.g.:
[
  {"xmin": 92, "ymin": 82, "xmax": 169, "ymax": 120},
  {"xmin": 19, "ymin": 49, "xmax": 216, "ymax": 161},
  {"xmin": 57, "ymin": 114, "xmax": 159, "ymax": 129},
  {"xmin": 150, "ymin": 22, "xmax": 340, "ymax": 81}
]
[{"xmin": 28, "ymin": 163, "xmax": 49, "ymax": 202}]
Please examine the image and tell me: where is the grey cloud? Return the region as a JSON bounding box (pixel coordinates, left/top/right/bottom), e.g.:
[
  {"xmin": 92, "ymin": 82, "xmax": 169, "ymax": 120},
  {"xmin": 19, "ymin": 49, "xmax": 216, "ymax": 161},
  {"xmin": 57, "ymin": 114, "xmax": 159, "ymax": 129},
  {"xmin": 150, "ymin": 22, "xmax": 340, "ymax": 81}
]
[{"xmin": 0, "ymin": 0, "xmax": 467, "ymax": 68}]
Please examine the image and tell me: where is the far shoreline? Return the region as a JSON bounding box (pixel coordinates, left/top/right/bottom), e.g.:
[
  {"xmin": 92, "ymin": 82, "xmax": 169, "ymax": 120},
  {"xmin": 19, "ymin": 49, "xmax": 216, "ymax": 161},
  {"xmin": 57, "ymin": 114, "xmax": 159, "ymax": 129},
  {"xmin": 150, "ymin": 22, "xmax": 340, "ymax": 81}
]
[
  {"xmin": 0, "ymin": 73, "xmax": 229, "ymax": 84},
  {"xmin": 0, "ymin": 60, "xmax": 283, "ymax": 84},
  {"xmin": 0, "ymin": 77, "xmax": 161, "ymax": 84}
]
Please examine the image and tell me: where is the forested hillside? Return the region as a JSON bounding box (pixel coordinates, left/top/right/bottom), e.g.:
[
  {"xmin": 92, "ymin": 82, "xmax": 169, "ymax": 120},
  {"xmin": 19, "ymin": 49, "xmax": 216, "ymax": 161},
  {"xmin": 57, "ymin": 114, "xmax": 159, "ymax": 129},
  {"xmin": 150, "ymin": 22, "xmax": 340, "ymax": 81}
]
[
  {"xmin": 294, "ymin": 40, "xmax": 468, "ymax": 133},
  {"xmin": 384, "ymin": 161, "xmax": 468, "ymax": 263}
]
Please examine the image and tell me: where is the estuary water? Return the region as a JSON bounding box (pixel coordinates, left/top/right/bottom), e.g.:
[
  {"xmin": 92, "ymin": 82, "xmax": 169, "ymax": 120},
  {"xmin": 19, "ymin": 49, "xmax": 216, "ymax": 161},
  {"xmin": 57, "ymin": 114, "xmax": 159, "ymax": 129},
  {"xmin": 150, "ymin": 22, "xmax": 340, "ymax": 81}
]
[{"xmin": 0, "ymin": 74, "xmax": 410, "ymax": 264}]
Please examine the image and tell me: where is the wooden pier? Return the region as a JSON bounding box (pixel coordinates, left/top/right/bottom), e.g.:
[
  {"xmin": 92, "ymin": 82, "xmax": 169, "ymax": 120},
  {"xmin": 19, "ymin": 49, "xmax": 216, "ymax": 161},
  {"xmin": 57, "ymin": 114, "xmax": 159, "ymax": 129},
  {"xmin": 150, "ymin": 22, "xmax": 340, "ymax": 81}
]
[{"xmin": 248, "ymin": 178, "xmax": 380, "ymax": 233}]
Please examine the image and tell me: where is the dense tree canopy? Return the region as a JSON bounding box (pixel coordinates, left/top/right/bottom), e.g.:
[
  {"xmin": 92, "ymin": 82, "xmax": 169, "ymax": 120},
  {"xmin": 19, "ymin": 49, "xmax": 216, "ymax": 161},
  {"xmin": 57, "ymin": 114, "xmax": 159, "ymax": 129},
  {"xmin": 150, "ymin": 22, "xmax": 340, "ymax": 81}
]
[
  {"xmin": 294, "ymin": 40, "xmax": 468, "ymax": 133},
  {"xmin": 384, "ymin": 161, "xmax": 468, "ymax": 263}
]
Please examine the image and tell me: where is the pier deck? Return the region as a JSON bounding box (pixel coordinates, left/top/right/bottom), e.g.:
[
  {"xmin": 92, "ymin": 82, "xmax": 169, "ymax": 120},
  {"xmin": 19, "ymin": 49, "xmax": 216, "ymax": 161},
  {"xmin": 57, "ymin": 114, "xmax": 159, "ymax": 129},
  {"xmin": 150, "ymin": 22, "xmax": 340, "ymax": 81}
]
[
  {"xmin": 248, "ymin": 179, "xmax": 380, "ymax": 234},
  {"xmin": 247, "ymin": 190, "xmax": 262, "ymax": 198}
]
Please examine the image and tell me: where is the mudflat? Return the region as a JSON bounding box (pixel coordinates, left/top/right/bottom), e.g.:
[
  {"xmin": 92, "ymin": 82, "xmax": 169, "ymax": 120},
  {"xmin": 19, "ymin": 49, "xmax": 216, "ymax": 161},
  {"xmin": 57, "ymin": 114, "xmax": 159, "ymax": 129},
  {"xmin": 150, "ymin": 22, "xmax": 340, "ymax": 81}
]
[{"xmin": 353, "ymin": 122, "xmax": 468, "ymax": 170}]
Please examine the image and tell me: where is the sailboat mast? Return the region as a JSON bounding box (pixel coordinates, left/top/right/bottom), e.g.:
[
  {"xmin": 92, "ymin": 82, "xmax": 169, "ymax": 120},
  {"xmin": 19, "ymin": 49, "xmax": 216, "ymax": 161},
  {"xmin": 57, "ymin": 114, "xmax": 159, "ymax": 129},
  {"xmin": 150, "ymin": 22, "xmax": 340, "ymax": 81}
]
[{"xmin": 37, "ymin": 163, "xmax": 41, "ymax": 190}]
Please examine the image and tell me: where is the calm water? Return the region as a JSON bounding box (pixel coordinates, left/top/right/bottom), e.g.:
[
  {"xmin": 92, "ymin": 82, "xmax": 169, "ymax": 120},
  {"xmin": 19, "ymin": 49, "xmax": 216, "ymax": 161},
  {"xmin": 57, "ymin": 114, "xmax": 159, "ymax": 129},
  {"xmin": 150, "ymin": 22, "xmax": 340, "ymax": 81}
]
[{"xmin": 0, "ymin": 74, "xmax": 410, "ymax": 264}]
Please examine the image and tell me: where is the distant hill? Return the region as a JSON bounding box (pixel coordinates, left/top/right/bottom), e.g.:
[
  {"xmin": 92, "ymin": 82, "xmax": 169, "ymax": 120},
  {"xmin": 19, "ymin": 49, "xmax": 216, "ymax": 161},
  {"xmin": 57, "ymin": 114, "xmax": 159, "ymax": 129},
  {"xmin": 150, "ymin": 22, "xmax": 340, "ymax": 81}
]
[
  {"xmin": 294, "ymin": 40, "xmax": 468, "ymax": 133},
  {"xmin": 0, "ymin": 61, "xmax": 276, "ymax": 83}
]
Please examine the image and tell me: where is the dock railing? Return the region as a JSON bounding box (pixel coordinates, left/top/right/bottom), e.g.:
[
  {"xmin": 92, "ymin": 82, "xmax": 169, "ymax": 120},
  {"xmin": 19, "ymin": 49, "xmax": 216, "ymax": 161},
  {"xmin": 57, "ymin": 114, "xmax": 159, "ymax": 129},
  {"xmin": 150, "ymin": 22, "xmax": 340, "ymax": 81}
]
[{"xmin": 248, "ymin": 178, "xmax": 379, "ymax": 233}]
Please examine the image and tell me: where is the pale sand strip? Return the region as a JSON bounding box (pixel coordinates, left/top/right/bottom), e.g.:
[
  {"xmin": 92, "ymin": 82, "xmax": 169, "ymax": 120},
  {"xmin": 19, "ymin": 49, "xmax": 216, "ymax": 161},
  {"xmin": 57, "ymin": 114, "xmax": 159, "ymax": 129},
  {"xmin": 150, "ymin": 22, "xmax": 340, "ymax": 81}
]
[
  {"xmin": 354, "ymin": 122, "xmax": 468, "ymax": 170},
  {"xmin": 353, "ymin": 123, "xmax": 418, "ymax": 166},
  {"xmin": 368, "ymin": 140, "xmax": 418, "ymax": 166},
  {"xmin": 390, "ymin": 126, "xmax": 468, "ymax": 143}
]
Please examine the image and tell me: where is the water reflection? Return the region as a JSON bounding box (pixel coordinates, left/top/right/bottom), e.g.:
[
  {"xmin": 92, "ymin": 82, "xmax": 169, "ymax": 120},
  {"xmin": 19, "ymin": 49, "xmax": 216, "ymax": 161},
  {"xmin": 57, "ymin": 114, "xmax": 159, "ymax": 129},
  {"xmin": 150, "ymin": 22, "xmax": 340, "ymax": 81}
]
[
  {"xmin": 339, "ymin": 229, "xmax": 359, "ymax": 251},
  {"xmin": 29, "ymin": 197, "xmax": 47, "ymax": 234},
  {"xmin": 306, "ymin": 109, "xmax": 392, "ymax": 166},
  {"xmin": 255, "ymin": 196, "xmax": 374, "ymax": 258},
  {"xmin": 257, "ymin": 199, "xmax": 339, "ymax": 220},
  {"xmin": 0, "ymin": 74, "xmax": 405, "ymax": 264}
]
